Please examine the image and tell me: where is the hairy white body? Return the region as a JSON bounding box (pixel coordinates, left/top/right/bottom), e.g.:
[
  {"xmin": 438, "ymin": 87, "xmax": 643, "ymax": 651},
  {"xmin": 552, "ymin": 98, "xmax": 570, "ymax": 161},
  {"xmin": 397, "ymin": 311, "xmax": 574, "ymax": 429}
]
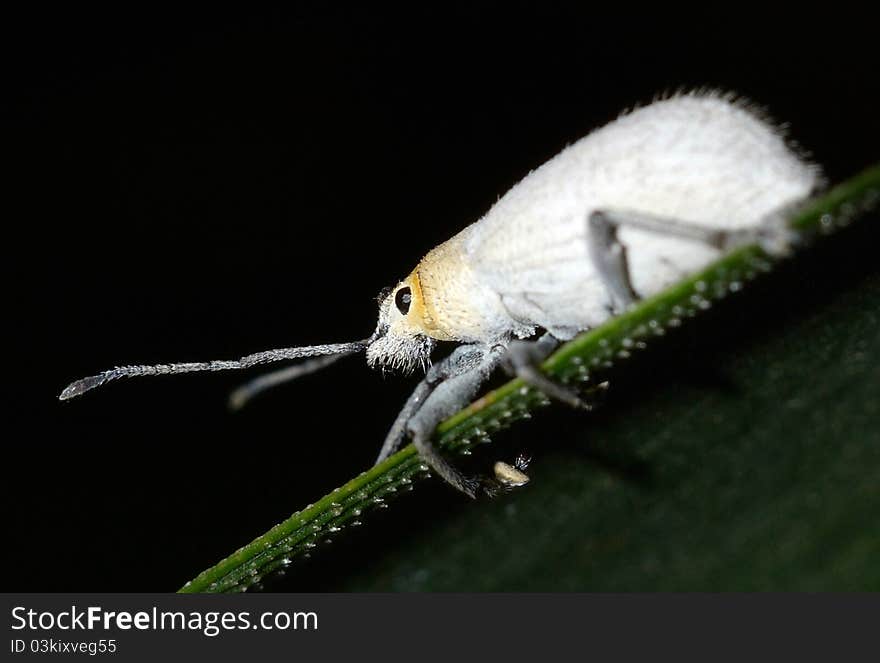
[
  {"xmin": 417, "ymin": 92, "xmax": 821, "ymax": 342},
  {"xmin": 60, "ymin": 91, "xmax": 824, "ymax": 497}
]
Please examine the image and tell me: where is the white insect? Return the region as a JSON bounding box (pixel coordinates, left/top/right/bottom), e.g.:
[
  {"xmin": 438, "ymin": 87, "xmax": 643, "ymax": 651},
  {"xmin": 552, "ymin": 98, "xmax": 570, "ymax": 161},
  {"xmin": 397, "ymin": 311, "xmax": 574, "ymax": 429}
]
[{"xmin": 60, "ymin": 90, "xmax": 823, "ymax": 497}]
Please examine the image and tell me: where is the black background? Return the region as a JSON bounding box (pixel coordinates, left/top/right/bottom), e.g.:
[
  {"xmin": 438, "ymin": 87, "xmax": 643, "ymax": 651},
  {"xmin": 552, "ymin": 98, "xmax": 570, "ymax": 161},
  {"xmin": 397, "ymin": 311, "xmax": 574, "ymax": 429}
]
[{"xmin": 5, "ymin": 6, "xmax": 879, "ymax": 591}]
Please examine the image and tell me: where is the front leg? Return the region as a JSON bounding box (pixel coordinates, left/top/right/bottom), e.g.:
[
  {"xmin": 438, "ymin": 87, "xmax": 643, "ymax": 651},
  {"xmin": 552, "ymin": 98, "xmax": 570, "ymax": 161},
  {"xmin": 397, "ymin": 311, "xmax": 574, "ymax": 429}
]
[
  {"xmin": 376, "ymin": 345, "xmax": 488, "ymax": 465},
  {"xmin": 406, "ymin": 344, "xmax": 508, "ymax": 498}
]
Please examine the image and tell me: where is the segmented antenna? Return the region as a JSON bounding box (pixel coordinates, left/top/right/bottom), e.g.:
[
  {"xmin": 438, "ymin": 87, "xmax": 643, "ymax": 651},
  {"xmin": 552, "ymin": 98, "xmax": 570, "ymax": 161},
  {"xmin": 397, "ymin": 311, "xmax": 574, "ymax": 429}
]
[{"xmin": 59, "ymin": 341, "xmax": 369, "ymax": 401}]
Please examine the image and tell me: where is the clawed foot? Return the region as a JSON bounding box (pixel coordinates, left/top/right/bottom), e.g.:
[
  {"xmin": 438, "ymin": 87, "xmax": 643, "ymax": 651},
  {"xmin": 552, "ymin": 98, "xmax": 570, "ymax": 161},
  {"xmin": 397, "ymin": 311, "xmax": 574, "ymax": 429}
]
[{"xmin": 466, "ymin": 454, "xmax": 532, "ymax": 498}]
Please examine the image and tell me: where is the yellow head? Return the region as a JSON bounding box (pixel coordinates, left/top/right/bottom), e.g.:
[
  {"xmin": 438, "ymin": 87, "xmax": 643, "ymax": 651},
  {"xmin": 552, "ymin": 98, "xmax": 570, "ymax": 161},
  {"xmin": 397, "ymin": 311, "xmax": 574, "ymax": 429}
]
[
  {"xmin": 366, "ymin": 270, "xmax": 438, "ymax": 374},
  {"xmin": 366, "ymin": 232, "xmax": 512, "ymax": 372}
]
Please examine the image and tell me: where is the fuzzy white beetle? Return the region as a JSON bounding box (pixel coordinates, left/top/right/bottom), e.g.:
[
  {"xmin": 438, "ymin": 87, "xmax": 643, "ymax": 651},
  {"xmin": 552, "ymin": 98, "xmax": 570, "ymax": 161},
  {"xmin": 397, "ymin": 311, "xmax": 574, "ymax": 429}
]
[{"xmin": 60, "ymin": 91, "xmax": 822, "ymax": 497}]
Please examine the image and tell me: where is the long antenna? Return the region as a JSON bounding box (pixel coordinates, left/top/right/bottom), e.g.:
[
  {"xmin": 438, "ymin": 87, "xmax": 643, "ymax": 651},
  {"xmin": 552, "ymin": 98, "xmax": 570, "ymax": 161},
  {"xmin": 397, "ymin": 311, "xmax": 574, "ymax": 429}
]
[{"xmin": 59, "ymin": 340, "xmax": 370, "ymax": 401}]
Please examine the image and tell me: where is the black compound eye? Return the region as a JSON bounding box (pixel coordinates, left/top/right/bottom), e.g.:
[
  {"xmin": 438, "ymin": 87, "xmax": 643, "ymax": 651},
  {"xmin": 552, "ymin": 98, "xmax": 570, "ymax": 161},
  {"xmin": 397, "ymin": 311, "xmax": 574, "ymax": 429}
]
[{"xmin": 395, "ymin": 286, "xmax": 412, "ymax": 315}]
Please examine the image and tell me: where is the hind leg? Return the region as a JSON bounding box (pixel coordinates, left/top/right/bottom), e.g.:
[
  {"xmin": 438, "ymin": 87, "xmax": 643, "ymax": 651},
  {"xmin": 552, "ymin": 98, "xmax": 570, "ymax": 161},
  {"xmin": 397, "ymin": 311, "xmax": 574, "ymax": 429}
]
[{"xmin": 586, "ymin": 208, "xmax": 791, "ymax": 311}]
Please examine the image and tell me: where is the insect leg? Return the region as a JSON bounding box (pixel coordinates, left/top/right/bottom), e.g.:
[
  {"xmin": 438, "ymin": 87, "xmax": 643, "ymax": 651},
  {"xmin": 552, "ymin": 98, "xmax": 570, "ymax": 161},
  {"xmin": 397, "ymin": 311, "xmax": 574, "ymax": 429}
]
[
  {"xmin": 586, "ymin": 210, "xmax": 642, "ymax": 311},
  {"xmin": 376, "ymin": 345, "xmax": 488, "ymax": 464},
  {"xmin": 375, "ymin": 379, "xmax": 433, "ymax": 464},
  {"xmin": 586, "ymin": 208, "xmax": 784, "ymax": 310},
  {"xmin": 405, "ymin": 344, "xmax": 508, "ymax": 498},
  {"xmin": 504, "ymin": 332, "xmax": 593, "ymax": 410}
]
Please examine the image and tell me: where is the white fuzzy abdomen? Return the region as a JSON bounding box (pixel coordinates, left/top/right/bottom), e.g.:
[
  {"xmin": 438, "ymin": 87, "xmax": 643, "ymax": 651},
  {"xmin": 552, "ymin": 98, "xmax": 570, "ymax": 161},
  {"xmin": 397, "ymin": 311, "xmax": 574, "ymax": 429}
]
[{"xmin": 460, "ymin": 92, "xmax": 822, "ymax": 339}]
